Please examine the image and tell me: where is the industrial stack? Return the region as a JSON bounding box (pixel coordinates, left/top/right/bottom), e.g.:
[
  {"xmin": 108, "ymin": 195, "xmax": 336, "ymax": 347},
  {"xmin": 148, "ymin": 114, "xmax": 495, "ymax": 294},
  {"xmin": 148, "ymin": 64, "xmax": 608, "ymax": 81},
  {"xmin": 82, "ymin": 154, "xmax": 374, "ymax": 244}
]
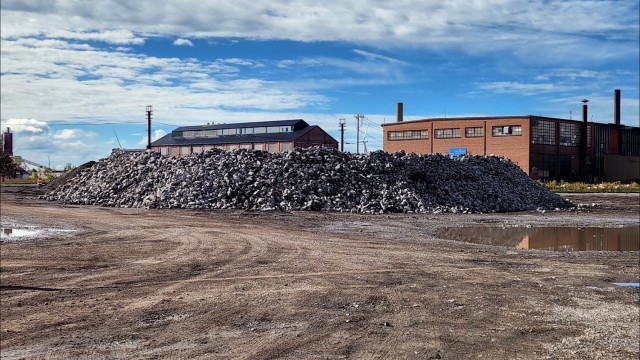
[{"xmin": 45, "ymin": 148, "xmax": 571, "ymax": 213}]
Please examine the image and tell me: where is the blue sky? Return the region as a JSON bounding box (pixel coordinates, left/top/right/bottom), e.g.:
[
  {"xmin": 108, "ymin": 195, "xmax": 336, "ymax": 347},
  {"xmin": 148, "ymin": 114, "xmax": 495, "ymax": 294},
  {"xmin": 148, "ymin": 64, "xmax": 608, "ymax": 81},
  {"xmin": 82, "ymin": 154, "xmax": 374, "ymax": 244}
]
[{"xmin": 1, "ymin": 0, "xmax": 638, "ymax": 169}]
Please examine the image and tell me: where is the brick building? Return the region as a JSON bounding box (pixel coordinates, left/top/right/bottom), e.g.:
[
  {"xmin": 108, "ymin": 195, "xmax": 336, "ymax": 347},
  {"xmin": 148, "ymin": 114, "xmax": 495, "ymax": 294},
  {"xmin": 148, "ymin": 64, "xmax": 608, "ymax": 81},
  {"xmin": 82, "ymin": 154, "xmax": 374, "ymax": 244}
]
[
  {"xmin": 383, "ymin": 100, "xmax": 640, "ymax": 182},
  {"xmin": 151, "ymin": 119, "xmax": 338, "ymax": 156}
]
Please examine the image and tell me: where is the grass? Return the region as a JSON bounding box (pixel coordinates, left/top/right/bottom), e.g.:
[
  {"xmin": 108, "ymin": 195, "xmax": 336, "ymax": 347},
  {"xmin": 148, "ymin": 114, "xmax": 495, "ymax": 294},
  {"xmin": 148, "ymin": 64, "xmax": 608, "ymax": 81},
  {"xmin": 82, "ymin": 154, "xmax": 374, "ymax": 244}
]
[{"xmin": 543, "ymin": 180, "xmax": 640, "ymax": 193}]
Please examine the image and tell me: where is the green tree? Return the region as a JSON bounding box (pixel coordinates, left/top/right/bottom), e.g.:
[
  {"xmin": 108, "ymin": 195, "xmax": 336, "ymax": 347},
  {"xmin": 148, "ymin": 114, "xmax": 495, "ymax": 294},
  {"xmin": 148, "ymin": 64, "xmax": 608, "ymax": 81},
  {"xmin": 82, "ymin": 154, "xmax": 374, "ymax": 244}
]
[{"xmin": 0, "ymin": 152, "xmax": 19, "ymax": 178}]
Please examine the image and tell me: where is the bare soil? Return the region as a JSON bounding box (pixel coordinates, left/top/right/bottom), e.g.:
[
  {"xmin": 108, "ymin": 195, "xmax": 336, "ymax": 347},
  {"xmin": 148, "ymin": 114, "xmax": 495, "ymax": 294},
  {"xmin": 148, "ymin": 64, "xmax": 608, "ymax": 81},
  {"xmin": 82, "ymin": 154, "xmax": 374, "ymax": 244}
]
[{"xmin": 1, "ymin": 186, "xmax": 638, "ymax": 359}]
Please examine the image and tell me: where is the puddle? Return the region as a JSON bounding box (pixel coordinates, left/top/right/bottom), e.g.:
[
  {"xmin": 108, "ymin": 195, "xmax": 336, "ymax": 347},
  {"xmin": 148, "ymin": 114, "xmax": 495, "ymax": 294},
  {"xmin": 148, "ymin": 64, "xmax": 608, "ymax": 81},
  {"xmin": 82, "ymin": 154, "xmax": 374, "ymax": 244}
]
[
  {"xmin": 437, "ymin": 226, "xmax": 640, "ymax": 252},
  {"xmin": 1, "ymin": 227, "xmax": 74, "ymax": 241},
  {"xmin": 612, "ymin": 282, "xmax": 640, "ymax": 287}
]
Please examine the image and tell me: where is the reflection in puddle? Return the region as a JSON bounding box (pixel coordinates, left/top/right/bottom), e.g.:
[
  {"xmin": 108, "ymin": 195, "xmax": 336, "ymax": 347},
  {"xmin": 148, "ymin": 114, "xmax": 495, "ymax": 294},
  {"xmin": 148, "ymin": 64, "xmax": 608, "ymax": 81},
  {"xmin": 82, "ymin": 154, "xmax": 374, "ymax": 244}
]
[
  {"xmin": 1, "ymin": 228, "xmax": 42, "ymax": 238},
  {"xmin": 1, "ymin": 227, "xmax": 74, "ymax": 241},
  {"xmin": 612, "ymin": 282, "xmax": 640, "ymax": 287},
  {"xmin": 437, "ymin": 226, "xmax": 640, "ymax": 252}
]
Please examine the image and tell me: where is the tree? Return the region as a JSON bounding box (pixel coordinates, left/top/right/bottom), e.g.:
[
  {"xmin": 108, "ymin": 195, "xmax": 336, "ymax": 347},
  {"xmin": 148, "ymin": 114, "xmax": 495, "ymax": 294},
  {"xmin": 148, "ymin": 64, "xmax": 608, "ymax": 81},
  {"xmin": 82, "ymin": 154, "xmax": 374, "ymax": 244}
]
[{"xmin": 0, "ymin": 152, "xmax": 19, "ymax": 178}]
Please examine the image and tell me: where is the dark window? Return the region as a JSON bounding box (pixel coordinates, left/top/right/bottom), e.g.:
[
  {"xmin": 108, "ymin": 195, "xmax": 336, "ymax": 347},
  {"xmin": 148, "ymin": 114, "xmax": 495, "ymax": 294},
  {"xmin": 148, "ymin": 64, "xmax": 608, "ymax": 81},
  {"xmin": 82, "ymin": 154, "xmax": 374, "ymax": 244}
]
[
  {"xmin": 492, "ymin": 125, "xmax": 522, "ymax": 136},
  {"xmin": 387, "ymin": 130, "xmax": 428, "ymax": 141},
  {"xmin": 465, "ymin": 127, "xmax": 484, "ymax": 137},
  {"xmin": 559, "ymin": 123, "xmax": 581, "ymax": 146},
  {"xmin": 434, "ymin": 128, "xmax": 461, "ymax": 139},
  {"xmin": 535, "ymin": 153, "xmax": 556, "ymax": 180},
  {"xmin": 531, "ymin": 120, "xmax": 556, "ymax": 145}
]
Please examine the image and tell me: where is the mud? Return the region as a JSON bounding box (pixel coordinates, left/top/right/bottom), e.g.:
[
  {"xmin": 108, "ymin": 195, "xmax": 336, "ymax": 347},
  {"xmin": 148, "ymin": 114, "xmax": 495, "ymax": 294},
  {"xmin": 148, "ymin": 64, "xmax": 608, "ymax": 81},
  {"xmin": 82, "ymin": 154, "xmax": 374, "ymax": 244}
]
[{"xmin": 1, "ymin": 186, "xmax": 638, "ymax": 359}]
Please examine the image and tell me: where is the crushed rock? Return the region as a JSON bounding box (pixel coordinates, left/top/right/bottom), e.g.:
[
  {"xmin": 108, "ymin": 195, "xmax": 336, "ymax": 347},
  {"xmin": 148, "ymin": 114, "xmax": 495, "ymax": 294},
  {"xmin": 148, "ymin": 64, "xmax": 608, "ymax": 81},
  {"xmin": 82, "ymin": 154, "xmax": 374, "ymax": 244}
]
[{"xmin": 44, "ymin": 147, "xmax": 572, "ymax": 214}]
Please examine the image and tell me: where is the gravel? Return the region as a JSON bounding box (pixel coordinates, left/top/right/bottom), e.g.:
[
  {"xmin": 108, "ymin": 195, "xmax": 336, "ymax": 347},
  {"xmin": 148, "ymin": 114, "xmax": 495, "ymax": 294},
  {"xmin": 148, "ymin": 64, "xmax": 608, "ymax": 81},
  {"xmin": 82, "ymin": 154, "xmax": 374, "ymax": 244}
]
[{"xmin": 44, "ymin": 147, "xmax": 572, "ymax": 213}]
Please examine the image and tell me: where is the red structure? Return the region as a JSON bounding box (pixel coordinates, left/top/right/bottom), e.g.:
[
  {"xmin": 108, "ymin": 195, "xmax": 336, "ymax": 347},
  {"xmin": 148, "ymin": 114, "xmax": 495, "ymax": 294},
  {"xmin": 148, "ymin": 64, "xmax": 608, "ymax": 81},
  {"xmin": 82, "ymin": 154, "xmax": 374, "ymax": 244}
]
[{"xmin": 383, "ymin": 91, "xmax": 640, "ymax": 183}]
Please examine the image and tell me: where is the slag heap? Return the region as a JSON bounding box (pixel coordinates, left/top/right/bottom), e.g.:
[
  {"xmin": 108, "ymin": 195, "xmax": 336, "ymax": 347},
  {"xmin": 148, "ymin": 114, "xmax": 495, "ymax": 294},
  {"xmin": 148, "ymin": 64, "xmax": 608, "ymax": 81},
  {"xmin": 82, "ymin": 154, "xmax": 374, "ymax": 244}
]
[{"xmin": 45, "ymin": 147, "xmax": 572, "ymax": 213}]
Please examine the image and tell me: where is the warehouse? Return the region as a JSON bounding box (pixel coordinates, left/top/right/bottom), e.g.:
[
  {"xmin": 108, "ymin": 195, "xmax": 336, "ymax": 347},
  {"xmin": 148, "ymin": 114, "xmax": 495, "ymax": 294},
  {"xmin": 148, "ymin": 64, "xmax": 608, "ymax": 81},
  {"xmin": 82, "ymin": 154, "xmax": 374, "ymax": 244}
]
[
  {"xmin": 151, "ymin": 119, "xmax": 338, "ymax": 156},
  {"xmin": 383, "ymin": 95, "xmax": 640, "ymax": 183}
]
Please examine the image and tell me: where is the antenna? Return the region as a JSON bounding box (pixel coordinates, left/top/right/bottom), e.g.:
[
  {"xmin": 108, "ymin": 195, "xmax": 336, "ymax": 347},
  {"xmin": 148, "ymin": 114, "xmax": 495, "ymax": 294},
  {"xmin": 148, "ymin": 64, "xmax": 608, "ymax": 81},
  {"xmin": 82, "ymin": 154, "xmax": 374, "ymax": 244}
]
[{"xmin": 113, "ymin": 129, "xmax": 122, "ymax": 148}]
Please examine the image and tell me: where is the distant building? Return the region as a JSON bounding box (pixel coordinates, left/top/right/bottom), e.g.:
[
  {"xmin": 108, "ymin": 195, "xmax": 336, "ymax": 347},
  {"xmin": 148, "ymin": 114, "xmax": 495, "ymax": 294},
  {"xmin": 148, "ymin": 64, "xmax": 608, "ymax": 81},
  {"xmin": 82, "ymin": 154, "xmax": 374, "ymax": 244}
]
[
  {"xmin": 150, "ymin": 119, "xmax": 338, "ymax": 156},
  {"xmin": 383, "ymin": 96, "xmax": 640, "ymax": 183}
]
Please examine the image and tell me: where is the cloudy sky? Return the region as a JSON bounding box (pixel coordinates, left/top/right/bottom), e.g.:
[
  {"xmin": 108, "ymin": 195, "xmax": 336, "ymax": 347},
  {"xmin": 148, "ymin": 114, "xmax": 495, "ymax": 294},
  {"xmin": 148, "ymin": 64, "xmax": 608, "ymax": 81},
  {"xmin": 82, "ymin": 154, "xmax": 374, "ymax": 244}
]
[{"xmin": 1, "ymin": 0, "xmax": 638, "ymax": 168}]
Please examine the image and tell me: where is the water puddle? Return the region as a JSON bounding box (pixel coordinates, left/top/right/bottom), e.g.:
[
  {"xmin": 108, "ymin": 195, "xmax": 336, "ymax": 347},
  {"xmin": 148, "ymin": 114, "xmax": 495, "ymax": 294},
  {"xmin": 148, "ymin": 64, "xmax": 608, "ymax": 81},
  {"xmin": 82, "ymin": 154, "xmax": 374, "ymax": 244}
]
[
  {"xmin": 612, "ymin": 282, "xmax": 640, "ymax": 287},
  {"xmin": 437, "ymin": 226, "xmax": 640, "ymax": 252},
  {"xmin": 1, "ymin": 227, "xmax": 75, "ymax": 241}
]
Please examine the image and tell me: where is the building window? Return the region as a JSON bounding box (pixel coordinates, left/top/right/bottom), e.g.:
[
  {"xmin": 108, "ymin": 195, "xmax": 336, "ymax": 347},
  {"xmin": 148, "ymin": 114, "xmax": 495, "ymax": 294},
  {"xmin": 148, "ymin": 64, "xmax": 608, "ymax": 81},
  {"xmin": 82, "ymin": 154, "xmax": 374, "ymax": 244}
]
[
  {"xmin": 434, "ymin": 128, "xmax": 461, "ymax": 139},
  {"xmin": 170, "ymin": 147, "xmax": 178, "ymax": 156},
  {"xmin": 160, "ymin": 147, "xmax": 168, "ymax": 155},
  {"xmin": 531, "ymin": 120, "xmax": 556, "ymax": 145},
  {"xmin": 183, "ymin": 131, "xmax": 195, "ymax": 138},
  {"xmin": 492, "ymin": 125, "xmax": 522, "ymax": 136},
  {"xmin": 240, "ymin": 144, "xmax": 252, "ymax": 149},
  {"xmin": 536, "ymin": 153, "xmax": 556, "ymax": 180},
  {"xmin": 228, "ymin": 144, "xmax": 238, "ymax": 150},
  {"xmin": 266, "ymin": 126, "xmax": 281, "ymax": 133},
  {"xmin": 280, "ymin": 126, "xmax": 292, "ymax": 133},
  {"xmin": 254, "ymin": 127, "xmax": 267, "ymax": 134},
  {"xmin": 205, "ymin": 130, "xmax": 216, "ymax": 137},
  {"xmin": 465, "ymin": 127, "xmax": 484, "ymax": 138},
  {"xmin": 281, "ymin": 143, "xmax": 291, "ymax": 152},
  {"xmin": 559, "ymin": 123, "xmax": 581, "ymax": 146},
  {"xmin": 387, "ymin": 130, "xmax": 428, "ymax": 141},
  {"xmin": 254, "ymin": 143, "xmax": 265, "ymax": 151},
  {"xmin": 267, "ymin": 143, "xmax": 276, "ymax": 153},
  {"xmin": 180, "ymin": 146, "xmax": 190, "ymax": 156},
  {"xmin": 192, "ymin": 146, "xmax": 203, "ymax": 154}
]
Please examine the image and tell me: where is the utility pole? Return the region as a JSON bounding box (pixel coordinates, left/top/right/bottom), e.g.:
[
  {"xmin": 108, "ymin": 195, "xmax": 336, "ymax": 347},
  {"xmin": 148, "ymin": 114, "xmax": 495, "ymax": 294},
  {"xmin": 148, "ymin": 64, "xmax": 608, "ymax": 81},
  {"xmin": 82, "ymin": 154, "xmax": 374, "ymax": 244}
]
[
  {"xmin": 146, "ymin": 105, "xmax": 153, "ymax": 150},
  {"xmin": 354, "ymin": 114, "xmax": 365, "ymax": 154},
  {"xmin": 339, "ymin": 118, "xmax": 346, "ymax": 152}
]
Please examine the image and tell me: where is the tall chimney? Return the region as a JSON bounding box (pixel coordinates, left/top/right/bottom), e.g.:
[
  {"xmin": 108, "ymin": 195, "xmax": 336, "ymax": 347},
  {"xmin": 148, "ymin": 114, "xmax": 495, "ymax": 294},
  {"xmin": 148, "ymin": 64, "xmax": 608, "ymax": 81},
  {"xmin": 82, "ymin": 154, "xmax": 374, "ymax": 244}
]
[
  {"xmin": 2, "ymin": 127, "xmax": 13, "ymax": 156},
  {"xmin": 580, "ymin": 99, "xmax": 588, "ymax": 182},
  {"xmin": 614, "ymin": 89, "xmax": 621, "ymax": 126},
  {"xmin": 396, "ymin": 102, "xmax": 403, "ymax": 122}
]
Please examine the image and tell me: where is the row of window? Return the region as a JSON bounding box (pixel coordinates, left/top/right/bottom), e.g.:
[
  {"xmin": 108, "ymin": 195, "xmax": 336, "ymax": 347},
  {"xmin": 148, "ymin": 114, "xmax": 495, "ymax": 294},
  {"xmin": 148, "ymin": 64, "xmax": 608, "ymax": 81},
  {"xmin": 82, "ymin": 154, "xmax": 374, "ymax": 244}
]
[
  {"xmin": 531, "ymin": 120, "xmax": 592, "ymax": 147},
  {"xmin": 174, "ymin": 125, "xmax": 293, "ymax": 139},
  {"xmin": 387, "ymin": 126, "xmax": 520, "ymax": 140},
  {"xmin": 155, "ymin": 142, "xmax": 291, "ymax": 156}
]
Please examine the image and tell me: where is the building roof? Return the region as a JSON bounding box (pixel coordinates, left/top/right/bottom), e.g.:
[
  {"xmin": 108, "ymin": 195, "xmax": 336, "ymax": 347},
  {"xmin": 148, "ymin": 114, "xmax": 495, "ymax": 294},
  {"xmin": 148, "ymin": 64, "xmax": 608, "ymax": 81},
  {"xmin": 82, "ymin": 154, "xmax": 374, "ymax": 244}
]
[
  {"xmin": 381, "ymin": 115, "xmax": 638, "ymax": 128},
  {"xmin": 174, "ymin": 119, "xmax": 308, "ymax": 132},
  {"xmin": 150, "ymin": 120, "xmax": 330, "ymax": 147}
]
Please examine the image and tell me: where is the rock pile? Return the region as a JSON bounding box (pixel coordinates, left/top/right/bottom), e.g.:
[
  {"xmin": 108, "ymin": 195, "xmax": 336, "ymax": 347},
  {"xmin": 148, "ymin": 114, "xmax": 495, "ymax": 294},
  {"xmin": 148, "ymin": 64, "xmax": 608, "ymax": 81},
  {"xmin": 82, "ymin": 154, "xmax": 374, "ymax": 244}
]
[{"xmin": 45, "ymin": 148, "xmax": 572, "ymax": 213}]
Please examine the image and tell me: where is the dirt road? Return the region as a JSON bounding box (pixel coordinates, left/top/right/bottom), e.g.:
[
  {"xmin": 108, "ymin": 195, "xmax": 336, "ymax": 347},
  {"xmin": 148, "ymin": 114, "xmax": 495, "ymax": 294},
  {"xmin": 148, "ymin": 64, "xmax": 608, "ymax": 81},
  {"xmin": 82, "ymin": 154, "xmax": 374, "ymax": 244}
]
[{"xmin": 1, "ymin": 187, "xmax": 638, "ymax": 359}]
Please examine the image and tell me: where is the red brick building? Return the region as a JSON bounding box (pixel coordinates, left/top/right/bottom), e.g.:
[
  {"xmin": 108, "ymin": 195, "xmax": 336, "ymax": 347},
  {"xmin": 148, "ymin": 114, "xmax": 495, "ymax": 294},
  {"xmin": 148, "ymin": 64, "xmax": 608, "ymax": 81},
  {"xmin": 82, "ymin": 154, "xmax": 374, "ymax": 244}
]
[
  {"xmin": 151, "ymin": 119, "xmax": 337, "ymax": 156},
  {"xmin": 383, "ymin": 104, "xmax": 639, "ymax": 182}
]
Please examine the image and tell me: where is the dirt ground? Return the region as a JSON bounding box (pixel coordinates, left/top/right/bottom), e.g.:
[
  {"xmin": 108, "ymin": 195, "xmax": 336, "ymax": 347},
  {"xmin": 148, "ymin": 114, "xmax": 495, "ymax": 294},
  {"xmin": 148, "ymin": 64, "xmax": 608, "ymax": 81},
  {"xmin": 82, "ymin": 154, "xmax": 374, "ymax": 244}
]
[{"xmin": 1, "ymin": 186, "xmax": 638, "ymax": 359}]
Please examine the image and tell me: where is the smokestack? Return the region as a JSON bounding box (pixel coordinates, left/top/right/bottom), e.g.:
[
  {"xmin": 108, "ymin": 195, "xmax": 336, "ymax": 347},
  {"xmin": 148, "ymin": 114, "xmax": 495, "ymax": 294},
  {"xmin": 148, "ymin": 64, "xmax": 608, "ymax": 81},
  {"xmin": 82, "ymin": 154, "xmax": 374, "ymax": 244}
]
[
  {"xmin": 396, "ymin": 102, "xmax": 403, "ymax": 122},
  {"xmin": 614, "ymin": 89, "xmax": 621, "ymax": 126},
  {"xmin": 581, "ymin": 99, "xmax": 588, "ymax": 124},
  {"xmin": 2, "ymin": 127, "xmax": 13, "ymax": 156}
]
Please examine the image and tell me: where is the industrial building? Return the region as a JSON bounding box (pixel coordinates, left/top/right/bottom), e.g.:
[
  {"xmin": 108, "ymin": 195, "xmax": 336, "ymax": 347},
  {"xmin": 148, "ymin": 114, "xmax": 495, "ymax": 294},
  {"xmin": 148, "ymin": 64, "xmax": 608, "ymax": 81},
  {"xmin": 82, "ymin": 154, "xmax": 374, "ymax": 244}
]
[
  {"xmin": 150, "ymin": 119, "xmax": 338, "ymax": 156},
  {"xmin": 383, "ymin": 91, "xmax": 640, "ymax": 182}
]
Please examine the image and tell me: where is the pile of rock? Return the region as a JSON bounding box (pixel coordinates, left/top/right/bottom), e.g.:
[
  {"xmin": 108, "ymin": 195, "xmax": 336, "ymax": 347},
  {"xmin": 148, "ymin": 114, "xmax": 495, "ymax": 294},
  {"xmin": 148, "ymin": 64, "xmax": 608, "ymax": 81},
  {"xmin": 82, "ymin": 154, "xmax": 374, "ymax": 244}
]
[{"xmin": 45, "ymin": 148, "xmax": 571, "ymax": 213}]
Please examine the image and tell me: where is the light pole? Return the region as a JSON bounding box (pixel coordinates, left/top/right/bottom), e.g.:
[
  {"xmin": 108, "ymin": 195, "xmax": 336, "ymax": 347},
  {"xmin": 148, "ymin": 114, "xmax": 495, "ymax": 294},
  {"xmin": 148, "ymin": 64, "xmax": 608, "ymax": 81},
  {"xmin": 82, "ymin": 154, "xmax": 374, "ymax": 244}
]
[{"xmin": 339, "ymin": 118, "xmax": 346, "ymax": 152}]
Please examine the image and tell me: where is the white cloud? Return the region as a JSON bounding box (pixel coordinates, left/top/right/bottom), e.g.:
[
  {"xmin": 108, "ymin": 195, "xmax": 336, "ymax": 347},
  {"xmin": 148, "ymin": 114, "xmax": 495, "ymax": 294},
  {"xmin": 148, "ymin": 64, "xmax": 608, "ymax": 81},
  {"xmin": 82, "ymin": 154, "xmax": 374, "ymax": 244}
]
[
  {"xmin": 52, "ymin": 129, "xmax": 97, "ymax": 140},
  {"xmin": 1, "ymin": 118, "xmax": 50, "ymax": 134},
  {"xmin": 173, "ymin": 38, "xmax": 193, "ymax": 47},
  {"xmin": 1, "ymin": 0, "xmax": 637, "ymax": 63},
  {"xmin": 477, "ymin": 82, "xmax": 577, "ymax": 96},
  {"xmin": 138, "ymin": 129, "xmax": 168, "ymax": 146}
]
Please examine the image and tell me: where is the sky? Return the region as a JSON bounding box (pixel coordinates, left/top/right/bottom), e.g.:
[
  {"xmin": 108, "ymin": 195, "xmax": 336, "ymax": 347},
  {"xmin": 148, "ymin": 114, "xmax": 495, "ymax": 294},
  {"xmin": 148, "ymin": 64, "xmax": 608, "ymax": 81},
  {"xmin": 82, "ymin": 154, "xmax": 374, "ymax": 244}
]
[{"xmin": 1, "ymin": 0, "xmax": 639, "ymax": 169}]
